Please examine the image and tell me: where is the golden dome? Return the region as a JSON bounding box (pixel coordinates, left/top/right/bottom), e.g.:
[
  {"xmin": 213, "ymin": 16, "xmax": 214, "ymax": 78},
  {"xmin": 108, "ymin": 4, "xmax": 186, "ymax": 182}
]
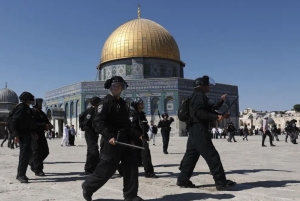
[{"xmin": 99, "ymin": 18, "xmax": 185, "ymax": 67}]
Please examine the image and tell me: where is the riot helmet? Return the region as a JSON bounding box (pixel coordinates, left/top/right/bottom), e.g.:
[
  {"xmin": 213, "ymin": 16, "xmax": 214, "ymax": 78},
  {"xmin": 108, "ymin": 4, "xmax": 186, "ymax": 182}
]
[
  {"xmin": 19, "ymin": 91, "xmax": 35, "ymax": 104},
  {"xmin": 90, "ymin": 96, "xmax": 101, "ymax": 106},
  {"xmin": 104, "ymin": 76, "xmax": 128, "ymax": 90},
  {"xmin": 162, "ymin": 112, "xmax": 169, "ymax": 118},
  {"xmin": 193, "ymin": 75, "xmax": 216, "ymax": 89},
  {"xmin": 131, "ymin": 97, "xmax": 144, "ymax": 110}
]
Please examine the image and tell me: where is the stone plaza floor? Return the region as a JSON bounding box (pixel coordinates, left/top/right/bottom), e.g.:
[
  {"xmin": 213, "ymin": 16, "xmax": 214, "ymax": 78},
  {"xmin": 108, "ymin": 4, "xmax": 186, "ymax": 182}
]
[{"xmin": 0, "ymin": 135, "xmax": 300, "ymax": 201}]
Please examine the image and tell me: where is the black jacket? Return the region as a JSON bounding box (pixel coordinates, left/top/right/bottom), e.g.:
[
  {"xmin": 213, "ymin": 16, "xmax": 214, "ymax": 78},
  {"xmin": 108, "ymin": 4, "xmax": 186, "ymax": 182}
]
[
  {"xmin": 10, "ymin": 103, "xmax": 37, "ymax": 138},
  {"xmin": 190, "ymin": 90, "xmax": 224, "ymax": 128},
  {"xmin": 92, "ymin": 94, "xmax": 138, "ymax": 142},
  {"xmin": 130, "ymin": 110, "xmax": 149, "ymax": 140},
  {"xmin": 32, "ymin": 109, "xmax": 50, "ymax": 135}
]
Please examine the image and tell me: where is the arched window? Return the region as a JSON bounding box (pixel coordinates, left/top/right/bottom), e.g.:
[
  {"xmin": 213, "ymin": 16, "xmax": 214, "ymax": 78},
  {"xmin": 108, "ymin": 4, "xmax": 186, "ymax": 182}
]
[
  {"xmin": 70, "ymin": 102, "xmax": 74, "ymax": 117},
  {"xmin": 65, "ymin": 103, "xmax": 69, "ymax": 118},
  {"xmin": 151, "ymin": 97, "xmax": 160, "ymax": 115},
  {"xmin": 165, "ymin": 96, "xmax": 174, "ymax": 113}
]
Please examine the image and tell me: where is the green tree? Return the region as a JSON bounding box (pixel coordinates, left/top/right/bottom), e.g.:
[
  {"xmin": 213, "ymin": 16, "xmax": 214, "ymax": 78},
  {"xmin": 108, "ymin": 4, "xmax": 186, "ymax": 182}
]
[{"xmin": 293, "ymin": 104, "xmax": 300, "ymax": 112}]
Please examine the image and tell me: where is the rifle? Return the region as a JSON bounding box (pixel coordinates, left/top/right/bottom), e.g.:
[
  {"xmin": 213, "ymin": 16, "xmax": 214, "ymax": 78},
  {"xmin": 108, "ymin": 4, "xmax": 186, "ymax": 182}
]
[
  {"xmin": 115, "ymin": 131, "xmax": 145, "ymax": 150},
  {"xmin": 158, "ymin": 110, "xmax": 162, "ymax": 121},
  {"xmin": 221, "ymin": 96, "xmax": 239, "ymax": 116}
]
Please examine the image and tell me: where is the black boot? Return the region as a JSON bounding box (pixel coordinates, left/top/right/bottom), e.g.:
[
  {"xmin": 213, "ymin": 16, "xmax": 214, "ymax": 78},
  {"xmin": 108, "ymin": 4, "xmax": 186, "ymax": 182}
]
[
  {"xmin": 17, "ymin": 176, "xmax": 29, "ymax": 183},
  {"xmin": 82, "ymin": 182, "xmax": 93, "ymax": 201},
  {"xmin": 145, "ymin": 172, "xmax": 158, "ymax": 178},
  {"xmin": 216, "ymin": 180, "xmax": 236, "ymax": 191},
  {"xmin": 176, "ymin": 180, "xmax": 196, "ymax": 188}
]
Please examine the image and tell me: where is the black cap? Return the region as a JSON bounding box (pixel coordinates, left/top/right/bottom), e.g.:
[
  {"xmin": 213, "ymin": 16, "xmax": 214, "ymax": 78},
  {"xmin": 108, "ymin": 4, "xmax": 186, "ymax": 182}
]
[
  {"xmin": 104, "ymin": 76, "xmax": 128, "ymax": 89},
  {"xmin": 19, "ymin": 92, "xmax": 34, "ymax": 102},
  {"xmin": 90, "ymin": 96, "xmax": 101, "ymax": 106}
]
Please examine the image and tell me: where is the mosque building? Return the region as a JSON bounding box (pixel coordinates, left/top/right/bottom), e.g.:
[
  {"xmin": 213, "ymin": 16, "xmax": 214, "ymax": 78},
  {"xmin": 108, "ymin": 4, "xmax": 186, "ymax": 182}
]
[
  {"xmin": 44, "ymin": 7, "xmax": 239, "ymax": 137},
  {"xmin": 0, "ymin": 84, "xmax": 19, "ymax": 138}
]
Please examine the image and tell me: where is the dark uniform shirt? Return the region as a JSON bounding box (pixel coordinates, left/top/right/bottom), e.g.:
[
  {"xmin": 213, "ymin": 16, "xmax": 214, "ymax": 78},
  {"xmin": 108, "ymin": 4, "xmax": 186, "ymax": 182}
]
[
  {"xmin": 190, "ymin": 90, "xmax": 223, "ymax": 128},
  {"xmin": 32, "ymin": 109, "xmax": 50, "ymax": 134},
  {"xmin": 93, "ymin": 94, "xmax": 136, "ymax": 142},
  {"xmin": 227, "ymin": 124, "xmax": 235, "ymax": 132},
  {"xmin": 82, "ymin": 107, "xmax": 97, "ymax": 130},
  {"xmin": 130, "ymin": 110, "xmax": 149, "ymax": 140},
  {"xmin": 157, "ymin": 119, "xmax": 174, "ymax": 133},
  {"xmin": 10, "ymin": 103, "xmax": 37, "ymax": 138}
]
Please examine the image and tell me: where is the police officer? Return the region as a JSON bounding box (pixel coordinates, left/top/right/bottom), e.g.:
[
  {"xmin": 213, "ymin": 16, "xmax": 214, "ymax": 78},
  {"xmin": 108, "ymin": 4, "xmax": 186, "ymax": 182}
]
[
  {"xmin": 177, "ymin": 76, "xmax": 236, "ymax": 190},
  {"xmin": 29, "ymin": 98, "xmax": 52, "ymax": 176},
  {"xmin": 129, "ymin": 97, "xmax": 158, "ymax": 178},
  {"xmin": 227, "ymin": 121, "xmax": 237, "ymax": 142},
  {"xmin": 157, "ymin": 112, "xmax": 174, "ymax": 154},
  {"xmin": 1, "ymin": 125, "xmax": 9, "ymax": 147},
  {"xmin": 82, "ymin": 76, "xmax": 144, "ymax": 201},
  {"xmin": 271, "ymin": 124, "xmax": 279, "ymax": 141},
  {"xmin": 10, "ymin": 92, "xmax": 38, "ymax": 183},
  {"xmin": 80, "ymin": 96, "xmax": 101, "ymax": 175},
  {"xmin": 285, "ymin": 119, "xmax": 299, "ymax": 144}
]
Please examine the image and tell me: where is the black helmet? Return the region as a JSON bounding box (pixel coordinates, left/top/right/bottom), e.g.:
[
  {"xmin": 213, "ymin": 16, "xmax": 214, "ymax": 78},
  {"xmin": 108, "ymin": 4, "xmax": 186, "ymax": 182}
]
[
  {"xmin": 162, "ymin": 112, "xmax": 169, "ymax": 118},
  {"xmin": 104, "ymin": 76, "xmax": 128, "ymax": 90},
  {"xmin": 32, "ymin": 98, "xmax": 43, "ymax": 108},
  {"xmin": 131, "ymin": 97, "xmax": 143, "ymax": 109},
  {"xmin": 19, "ymin": 91, "xmax": 34, "ymax": 103},
  {"xmin": 90, "ymin": 96, "xmax": 101, "ymax": 106},
  {"xmin": 193, "ymin": 76, "xmax": 216, "ymax": 88}
]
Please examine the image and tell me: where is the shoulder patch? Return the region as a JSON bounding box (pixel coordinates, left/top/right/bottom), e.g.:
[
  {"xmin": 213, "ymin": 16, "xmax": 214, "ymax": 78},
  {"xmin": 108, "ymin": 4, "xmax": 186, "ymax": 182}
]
[
  {"xmin": 98, "ymin": 104, "xmax": 103, "ymax": 113},
  {"xmin": 130, "ymin": 117, "xmax": 133, "ymax": 122},
  {"xmin": 86, "ymin": 114, "xmax": 91, "ymax": 119}
]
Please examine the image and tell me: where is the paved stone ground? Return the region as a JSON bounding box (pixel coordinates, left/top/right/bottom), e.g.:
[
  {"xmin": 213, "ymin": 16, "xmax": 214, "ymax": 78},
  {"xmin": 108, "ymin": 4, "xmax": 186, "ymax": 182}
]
[{"xmin": 0, "ymin": 135, "xmax": 300, "ymax": 201}]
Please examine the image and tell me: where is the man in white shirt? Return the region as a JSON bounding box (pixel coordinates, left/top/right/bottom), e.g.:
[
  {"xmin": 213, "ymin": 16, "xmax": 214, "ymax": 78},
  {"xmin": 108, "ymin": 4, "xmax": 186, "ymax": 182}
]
[
  {"xmin": 148, "ymin": 121, "xmax": 157, "ymax": 145},
  {"xmin": 262, "ymin": 117, "xmax": 275, "ymax": 147},
  {"xmin": 61, "ymin": 124, "xmax": 69, "ymax": 147},
  {"xmin": 211, "ymin": 127, "xmax": 217, "ymax": 139}
]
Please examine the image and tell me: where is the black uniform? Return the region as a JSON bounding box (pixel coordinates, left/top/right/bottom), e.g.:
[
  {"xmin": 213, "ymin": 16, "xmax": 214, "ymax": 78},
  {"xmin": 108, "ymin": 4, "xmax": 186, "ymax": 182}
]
[
  {"xmin": 81, "ymin": 106, "xmax": 100, "ymax": 174},
  {"xmin": 1, "ymin": 126, "xmax": 9, "ymax": 147},
  {"xmin": 157, "ymin": 117, "xmax": 174, "ymax": 154},
  {"xmin": 29, "ymin": 109, "xmax": 50, "ymax": 175},
  {"xmin": 178, "ymin": 90, "xmax": 234, "ymax": 189},
  {"xmin": 82, "ymin": 94, "xmax": 140, "ymax": 200},
  {"xmin": 10, "ymin": 103, "xmax": 37, "ymax": 182},
  {"xmin": 130, "ymin": 110, "xmax": 156, "ymax": 177},
  {"xmin": 227, "ymin": 123, "xmax": 236, "ymax": 142}
]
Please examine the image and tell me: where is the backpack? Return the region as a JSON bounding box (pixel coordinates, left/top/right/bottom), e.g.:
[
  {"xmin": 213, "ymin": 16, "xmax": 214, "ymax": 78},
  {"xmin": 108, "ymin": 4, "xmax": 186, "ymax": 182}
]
[
  {"xmin": 6, "ymin": 103, "xmax": 22, "ymax": 133},
  {"xmin": 78, "ymin": 112, "xmax": 85, "ymax": 131},
  {"xmin": 177, "ymin": 95, "xmax": 192, "ymax": 122}
]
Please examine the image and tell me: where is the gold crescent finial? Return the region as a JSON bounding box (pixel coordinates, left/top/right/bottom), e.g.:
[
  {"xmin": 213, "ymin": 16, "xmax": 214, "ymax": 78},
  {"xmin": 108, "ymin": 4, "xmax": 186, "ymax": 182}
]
[{"xmin": 138, "ymin": 3, "xmax": 141, "ymax": 18}]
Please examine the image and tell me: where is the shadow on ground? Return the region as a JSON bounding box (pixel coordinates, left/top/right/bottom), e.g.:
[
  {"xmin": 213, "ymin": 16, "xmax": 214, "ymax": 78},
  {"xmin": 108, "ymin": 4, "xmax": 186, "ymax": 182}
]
[
  {"xmin": 226, "ymin": 168, "xmax": 293, "ymax": 175},
  {"xmin": 234, "ymin": 180, "xmax": 300, "ymax": 191},
  {"xmin": 44, "ymin": 161, "xmax": 85, "ymax": 164},
  {"xmin": 94, "ymin": 192, "xmax": 235, "ymax": 201}
]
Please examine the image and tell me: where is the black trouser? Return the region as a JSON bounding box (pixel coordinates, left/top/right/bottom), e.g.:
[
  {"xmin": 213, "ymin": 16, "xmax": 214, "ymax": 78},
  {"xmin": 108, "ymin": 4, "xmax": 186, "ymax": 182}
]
[
  {"xmin": 29, "ymin": 133, "xmax": 49, "ymax": 173},
  {"xmin": 83, "ymin": 138, "xmax": 138, "ymax": 199},
  {"xmin": 69, "ymin": 135, "xmax": 75, "ymax": 145},
  {"xmin": 1, "ymin": 135, "xmax": 8, "ymax": 146},
  {"xmin": 262, "ymin": 130, "xmax": 273, "ymax": 145},
  {"xmin": 161, "ymin": 131, "xmax": 170, "ymax": 151},
  {"xmin": 134, "ymin": 138, "xmax": 154, "ymax": 174},
  {"xmin": 228, "ymin": 132, "xmax": 236, "ymax": 142},
  {"xmin": 285, "ymin": 133, "xmax": 289, "ymax": 142},
  {"xmin": 178, "ymin": 123, "xmax": 226, "ymax": 184},
  {"xmin": 243, "ymin": 133, "xmax": 248, "ymax": 140},
  {"xmin": 17, "ymin": 135, "xmax": 32, "ymax": 177},
  {"xmin": 84, "ymin": 127, "xmax": 99, "ymax": 173}
]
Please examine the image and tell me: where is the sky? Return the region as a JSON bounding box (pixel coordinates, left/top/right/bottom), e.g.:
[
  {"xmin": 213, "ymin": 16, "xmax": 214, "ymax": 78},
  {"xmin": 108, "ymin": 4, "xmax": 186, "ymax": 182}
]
[{"xmin": 0, "ymin": 0, "xmax": 299, "ymax": 112}]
